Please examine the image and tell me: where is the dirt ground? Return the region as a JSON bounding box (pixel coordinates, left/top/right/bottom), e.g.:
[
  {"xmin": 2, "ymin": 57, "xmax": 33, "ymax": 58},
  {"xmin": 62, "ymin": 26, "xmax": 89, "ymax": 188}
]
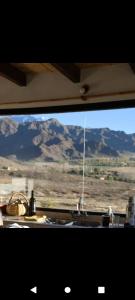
[{"xmin": 0, "ymin": 158, "xmax": 135, "ymax": 213}]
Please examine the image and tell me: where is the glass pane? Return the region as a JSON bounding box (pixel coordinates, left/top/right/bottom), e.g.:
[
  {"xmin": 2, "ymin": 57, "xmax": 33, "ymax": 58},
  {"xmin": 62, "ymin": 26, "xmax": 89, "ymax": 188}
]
[{"xmin": 0, "ymin": 108, "xmax": 134, "ymax": 214}]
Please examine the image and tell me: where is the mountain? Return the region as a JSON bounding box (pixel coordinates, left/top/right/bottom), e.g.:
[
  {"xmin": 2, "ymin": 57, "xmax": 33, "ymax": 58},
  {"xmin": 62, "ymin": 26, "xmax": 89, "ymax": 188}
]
[
  {"xmin": 11, "ymin": 115, "xmax": 37, "ymax": 123},
  {"xmin": 0, "ymin": 115, "xmax": 38, "ymax": 123},
  {"xmin": 0, "ymin": 117, "xmax": 135, "ymax": 161}
]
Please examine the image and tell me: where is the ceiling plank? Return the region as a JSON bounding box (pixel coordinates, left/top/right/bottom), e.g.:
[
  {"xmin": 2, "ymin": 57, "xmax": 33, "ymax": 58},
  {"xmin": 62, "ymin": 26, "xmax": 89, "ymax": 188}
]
[
  {"xmin": 76, "ymin": 63, "xmax": 116, "ymax": 69},
  {"xmin": 0, "ymin": 63, "xmax": 26, "ymax": 86},
  {"xmin": 50, "ymin": 63, "xmax": 80, "ymax": 83}
]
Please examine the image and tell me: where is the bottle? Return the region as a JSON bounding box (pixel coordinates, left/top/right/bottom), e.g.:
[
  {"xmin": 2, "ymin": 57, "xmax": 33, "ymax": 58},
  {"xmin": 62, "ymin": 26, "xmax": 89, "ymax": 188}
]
[
  {"xmin": 29, "ymin": 190, "xmax": 36, "ymax": 216},
  {"xmin": 108, "ymin": 206, "xmax": 114, "ymax": 225},
  {"xmin": 127, "ymin": 196, "xmax": 135, "ymax": 226},
  {"xmin": 102, "ymin": 214, "xmax": 110, "ymax": 227},
  {"xmin": 0, "ymin": 208, "xmax": 3, "ymax": 227}
]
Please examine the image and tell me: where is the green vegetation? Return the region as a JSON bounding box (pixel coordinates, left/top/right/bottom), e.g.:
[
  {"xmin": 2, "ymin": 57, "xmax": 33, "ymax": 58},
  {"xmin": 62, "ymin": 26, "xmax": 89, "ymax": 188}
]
[{"xmin": 65, "ymin": 156, "xmax": 135, "ymax": 185}]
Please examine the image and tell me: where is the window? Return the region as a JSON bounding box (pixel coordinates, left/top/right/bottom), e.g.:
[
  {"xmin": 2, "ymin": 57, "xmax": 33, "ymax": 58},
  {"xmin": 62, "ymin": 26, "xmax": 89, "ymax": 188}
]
[{"xmin": 0, "ymin": 108, "xmax": 134, "ymax": 214}]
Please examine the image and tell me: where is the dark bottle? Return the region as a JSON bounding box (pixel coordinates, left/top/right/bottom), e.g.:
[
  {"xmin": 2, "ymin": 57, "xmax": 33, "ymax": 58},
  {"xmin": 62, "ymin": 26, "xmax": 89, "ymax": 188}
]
[
  {"xmin": 29, "ymin": 190, "xmax": 36, "ymax": 216},
  {"xmin": 102, "ymin": 214, "xmax": 110, "ymax": 227}
]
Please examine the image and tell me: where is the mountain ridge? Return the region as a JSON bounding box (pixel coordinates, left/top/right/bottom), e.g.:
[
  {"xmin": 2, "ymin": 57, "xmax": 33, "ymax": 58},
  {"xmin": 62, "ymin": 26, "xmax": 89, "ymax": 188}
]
[{"xmin": 0, "ymin": 117, "xmax": 134, "ymax": 161}]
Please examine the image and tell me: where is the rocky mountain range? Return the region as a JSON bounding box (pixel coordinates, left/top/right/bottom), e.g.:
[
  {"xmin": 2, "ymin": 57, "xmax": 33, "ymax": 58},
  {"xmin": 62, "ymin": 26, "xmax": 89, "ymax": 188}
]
[
  {"xmin": 0, "ymin": 117, "xmax": 135, "ymax": 161},
  {"xmin": 0, "ymin": 114, "xmax": 45, "ymax": 123}
]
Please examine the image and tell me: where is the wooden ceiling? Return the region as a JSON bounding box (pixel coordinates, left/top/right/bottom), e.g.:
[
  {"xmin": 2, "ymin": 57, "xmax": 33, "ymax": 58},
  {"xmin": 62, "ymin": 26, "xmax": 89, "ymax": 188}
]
[
  {"xmin": 0, "ymin": 63, "xmax": 82, "ymax": 86},
  {"xmin": 11, "ymin": 63, "xmax": 54, "ymax": 73},
  {"xmin": 0, "ymin": 63, "xmax": 135, "ymax": 110},
  {"xmin": 10, "ymin": 63, "xmax": 117, "ymax": 85},
  {"xmin": 0, "ymin": 63, "xmax": 135, "ymax": 87},
  {"xmin": 12, "ymin": 63, "xmax": 116, "ymax": 73},
  {"xmin": 75, "ymin": 63, "xmax": 115, "ymax": 69}
]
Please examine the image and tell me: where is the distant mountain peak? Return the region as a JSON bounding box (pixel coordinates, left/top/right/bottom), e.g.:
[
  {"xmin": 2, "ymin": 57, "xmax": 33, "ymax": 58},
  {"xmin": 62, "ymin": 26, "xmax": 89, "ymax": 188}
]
[
  {"xmin": 0, "ymin": 117, "xmax": 18, "ymax": 136},
  {"xmin": 0, "ymin": 117, "xmax": 134, "ymax": 161},
  {"xmin": 46, "ymin": 118, "xmax": 63, "ymax": 125}
]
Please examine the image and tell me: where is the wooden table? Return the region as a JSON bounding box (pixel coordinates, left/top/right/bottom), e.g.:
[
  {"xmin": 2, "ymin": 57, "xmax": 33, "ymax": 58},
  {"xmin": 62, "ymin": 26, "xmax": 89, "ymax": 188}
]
[{"xmin": 2, "ymin": 215, "xmax": 124, "ymax": 228}]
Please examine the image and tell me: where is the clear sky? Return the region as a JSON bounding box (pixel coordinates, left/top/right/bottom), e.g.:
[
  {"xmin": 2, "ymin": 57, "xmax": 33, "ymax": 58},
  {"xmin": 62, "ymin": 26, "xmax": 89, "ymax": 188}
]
[{"xmin": 35, "ymin": 108, "xmax": 135, "ymax": 134}]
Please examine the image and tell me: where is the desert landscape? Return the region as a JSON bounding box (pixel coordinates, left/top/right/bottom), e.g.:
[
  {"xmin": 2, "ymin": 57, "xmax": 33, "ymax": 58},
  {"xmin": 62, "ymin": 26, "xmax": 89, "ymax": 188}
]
[
  {"xmin": 0, "ymin": 116, "xmax": 135, "ymax": 213},
  {"xmin": 0, "ymin": 156, "xmax": 135, "ymax": 213}
]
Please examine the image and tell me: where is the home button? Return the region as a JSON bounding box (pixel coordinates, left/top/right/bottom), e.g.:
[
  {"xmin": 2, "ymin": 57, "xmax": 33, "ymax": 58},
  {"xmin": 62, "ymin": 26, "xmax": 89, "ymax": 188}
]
[{"xmin": 30, "ymin": 287, "xmax": 37, "ymax": 294}]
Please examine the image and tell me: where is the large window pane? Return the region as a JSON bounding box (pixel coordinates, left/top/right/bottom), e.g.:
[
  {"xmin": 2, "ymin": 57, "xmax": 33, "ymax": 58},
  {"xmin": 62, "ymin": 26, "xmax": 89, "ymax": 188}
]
[{"xmin": 0, "ymin": 109, "xmax": 135, "ymax": 214}]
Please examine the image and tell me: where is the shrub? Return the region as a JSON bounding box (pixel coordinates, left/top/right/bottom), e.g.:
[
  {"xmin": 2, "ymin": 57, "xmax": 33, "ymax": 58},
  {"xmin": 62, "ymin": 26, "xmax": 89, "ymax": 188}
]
[
  {"xmin": 9, "ymin": 172, "xmax": 14, "ymax": 176},
  {"xmin": 93, "ymin": 167, "xmax": 99, "ymax": 174}
]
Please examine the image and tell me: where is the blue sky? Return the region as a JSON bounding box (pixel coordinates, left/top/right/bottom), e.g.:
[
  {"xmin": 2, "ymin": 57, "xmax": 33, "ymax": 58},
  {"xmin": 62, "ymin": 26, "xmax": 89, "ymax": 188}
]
[{"xmin": 35, "ymin": 108, "xmax": 135, "ymax": 134}]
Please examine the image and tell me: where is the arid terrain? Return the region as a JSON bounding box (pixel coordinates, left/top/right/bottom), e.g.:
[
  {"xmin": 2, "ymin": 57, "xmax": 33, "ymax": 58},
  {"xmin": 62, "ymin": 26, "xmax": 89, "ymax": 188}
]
[{"xmin": 0, "ymin": 156, "xmax": 135, "ymax": 213}]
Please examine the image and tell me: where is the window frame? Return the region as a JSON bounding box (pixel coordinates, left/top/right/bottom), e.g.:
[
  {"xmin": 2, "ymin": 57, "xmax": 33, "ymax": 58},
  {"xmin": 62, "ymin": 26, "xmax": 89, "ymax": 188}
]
[{"xmin": 0, "ymin": 98, "xmax": 135, "ymax": 217}]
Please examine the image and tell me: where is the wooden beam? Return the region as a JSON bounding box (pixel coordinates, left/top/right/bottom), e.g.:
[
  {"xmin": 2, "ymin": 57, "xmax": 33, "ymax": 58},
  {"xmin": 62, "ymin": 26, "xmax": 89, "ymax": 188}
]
[
  {"xmin": 51, "ymin": 63, "xmax": 80, "ymax": 83},
  {"xmin": 0, "ymin": 63, "xmax": 26, "ymax": 86},
  {"xmin": 2, "ymin": 89, "xmax": 135, "ymax": 108},
  {"xmin": 129, "ymin": 63, "xmax": 135, "ymax": 74}
]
